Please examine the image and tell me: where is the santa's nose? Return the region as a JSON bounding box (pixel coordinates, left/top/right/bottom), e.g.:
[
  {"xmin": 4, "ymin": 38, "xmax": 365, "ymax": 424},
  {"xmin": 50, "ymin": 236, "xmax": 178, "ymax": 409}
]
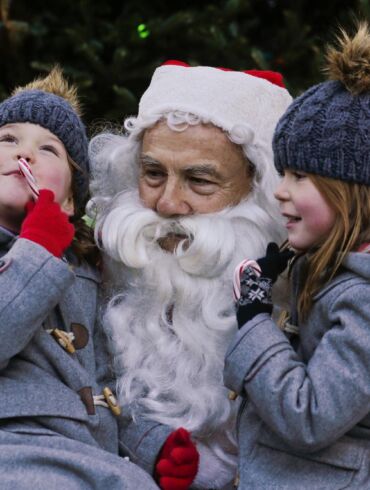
[{"xmin": 156, "ymin": 182, "xmax": 192, "ymax": 218}]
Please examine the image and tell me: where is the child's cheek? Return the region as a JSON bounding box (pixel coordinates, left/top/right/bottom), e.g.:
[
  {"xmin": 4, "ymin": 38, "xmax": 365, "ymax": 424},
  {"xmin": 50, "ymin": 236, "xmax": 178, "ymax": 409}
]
[
  {"xmin": 35, "ymin": 169, "xmax": 71, "ymax": 205},
  {"xmin": 300, "ymin": 202, "xmax": 336, "ymax": 236}
]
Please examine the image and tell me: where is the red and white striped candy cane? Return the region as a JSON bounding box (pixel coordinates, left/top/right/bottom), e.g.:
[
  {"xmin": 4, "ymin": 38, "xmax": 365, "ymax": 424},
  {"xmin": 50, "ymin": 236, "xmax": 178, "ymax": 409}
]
[
  {"xmin": 233, "ymin": 258, "xmax": 262, "ymax": 301},
  {"xmin": 18, "ymin": 158, "xmax": 39, "ymax": 199}
]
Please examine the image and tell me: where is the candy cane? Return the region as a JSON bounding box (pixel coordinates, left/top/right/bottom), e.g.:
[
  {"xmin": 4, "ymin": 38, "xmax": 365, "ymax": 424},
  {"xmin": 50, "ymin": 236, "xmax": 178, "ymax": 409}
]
[
  {"xmin": 18, "ymin": 158, "xmax": 39, "ymax": 198},
  {"xmin": 233, "ymin": 258, "xmax": 262, "ymax": 301}
]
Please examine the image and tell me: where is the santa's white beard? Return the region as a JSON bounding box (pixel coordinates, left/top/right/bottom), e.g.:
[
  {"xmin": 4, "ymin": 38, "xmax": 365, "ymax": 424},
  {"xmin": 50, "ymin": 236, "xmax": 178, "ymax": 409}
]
[{"xmin": 100, "ymin": 190, "xmax": 284, "ymax": 438}]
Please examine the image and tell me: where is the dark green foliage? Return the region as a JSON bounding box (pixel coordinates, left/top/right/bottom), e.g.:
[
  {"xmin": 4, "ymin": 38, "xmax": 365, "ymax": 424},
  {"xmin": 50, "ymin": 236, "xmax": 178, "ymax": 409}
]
[{"xmin": 0, "ymin": 0, "xmax": 368, "ymax": 130}]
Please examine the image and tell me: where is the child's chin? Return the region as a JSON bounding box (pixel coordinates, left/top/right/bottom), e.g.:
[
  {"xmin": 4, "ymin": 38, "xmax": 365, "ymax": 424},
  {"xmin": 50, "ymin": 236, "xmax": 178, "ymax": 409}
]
[
  {"xmin": 287, "ymin": 238, "xmax": 308, "ymax": 253},
  {"xmin": 289, "ymin": 244, "xmax": 308, "ymax": 254}
]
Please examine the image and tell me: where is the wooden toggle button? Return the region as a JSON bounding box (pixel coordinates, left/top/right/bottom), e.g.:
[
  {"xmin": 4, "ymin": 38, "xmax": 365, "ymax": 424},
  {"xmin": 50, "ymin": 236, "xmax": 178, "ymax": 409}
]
[
  {"xmin": 50, "ymin": 328, "xmax": 76, "ymax": 354},
  {"xmin": 103, "ymin": 387, "xmax": 121, "ymax": 416}
]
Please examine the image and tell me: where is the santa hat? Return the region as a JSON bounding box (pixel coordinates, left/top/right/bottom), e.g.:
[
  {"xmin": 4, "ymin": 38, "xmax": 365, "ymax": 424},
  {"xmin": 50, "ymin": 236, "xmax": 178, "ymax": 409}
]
[{"xmin": 137, "ymin": 61, "xmax": 292, "ymax": 175}]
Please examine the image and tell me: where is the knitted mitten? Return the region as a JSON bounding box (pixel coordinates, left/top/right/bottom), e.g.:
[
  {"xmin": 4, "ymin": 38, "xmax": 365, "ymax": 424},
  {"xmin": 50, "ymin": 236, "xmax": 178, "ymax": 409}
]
[
  {"xmin": 236, "ymin": 243, "xmax": 294, "ymax": 328},
  {"xmin": 155, "ymin": 428, "xmax": 199, "ymax": 490},
  {"xmin": 20, "ymin": 189, "xmax": 75, "ymax": 258}
]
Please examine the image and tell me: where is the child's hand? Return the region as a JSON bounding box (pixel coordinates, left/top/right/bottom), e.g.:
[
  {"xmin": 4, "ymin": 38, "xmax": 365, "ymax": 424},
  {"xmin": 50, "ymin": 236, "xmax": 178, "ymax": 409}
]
[
  {"xmin": 256, "ymin": 242, "xmax": 294, "ymax": 283},
  {"xmin": 235, "ymin": 242, "xmax": 294, "ymax": 328},
  {"xmin": 155, "ymin": 428, "xmax": 199, "ymax": 490},
  {"xmin": 20, "ymin": 189, "xmax": 75, "ymax": 258}
]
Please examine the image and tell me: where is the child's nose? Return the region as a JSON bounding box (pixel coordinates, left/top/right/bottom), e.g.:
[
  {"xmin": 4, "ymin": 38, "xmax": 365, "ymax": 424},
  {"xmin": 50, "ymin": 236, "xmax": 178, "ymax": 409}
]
[
  {"xmin": 16, "ymin": 152, "xmax": 34, "ymax": 164},
  {"xmin": 274, "ymin": 181, "xmax": 289, "ymax": 201}
]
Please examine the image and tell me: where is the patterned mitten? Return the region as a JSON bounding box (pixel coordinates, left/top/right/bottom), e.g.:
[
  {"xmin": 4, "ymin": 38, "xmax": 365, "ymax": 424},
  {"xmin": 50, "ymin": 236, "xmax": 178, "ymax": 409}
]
[
  {"xmin": 235, "ymin": 242, "xmax": 294, "ymax": 328},
  {"xmin": 155, "ymin": 428, "xmax": 199, "ymax": 490}
]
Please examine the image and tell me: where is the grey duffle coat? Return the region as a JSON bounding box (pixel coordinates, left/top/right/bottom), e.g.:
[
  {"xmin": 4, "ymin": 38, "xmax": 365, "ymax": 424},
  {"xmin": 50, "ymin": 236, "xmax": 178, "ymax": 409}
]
[
  {"xmin": 224, "ymin": 251, "xmax": 370, "ymax": 489},
  {"xmin": 0, "ymin": 227, "xmax": 159, "ymax": 489}
]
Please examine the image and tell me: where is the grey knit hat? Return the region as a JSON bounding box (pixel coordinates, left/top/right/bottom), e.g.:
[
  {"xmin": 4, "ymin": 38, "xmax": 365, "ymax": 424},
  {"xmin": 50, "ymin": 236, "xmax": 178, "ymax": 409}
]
[
  {"xmin": 0, "ymin": 72, "xmax": 89, "ymax": 210},
  {"xmin": 273, "ymin": 23, "xmax": 370, "ymax": 186}
]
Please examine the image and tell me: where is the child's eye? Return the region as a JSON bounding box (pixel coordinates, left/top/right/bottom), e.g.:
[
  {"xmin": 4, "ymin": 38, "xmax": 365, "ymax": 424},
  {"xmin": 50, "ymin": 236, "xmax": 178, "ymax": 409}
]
[
  {"xmin": 41, "ymin": 145, "xmax": 59, "ymax": 156},
  {"xmin": 0, "ymin": 133, "xmax": 17, "ymax": 143},
  {"xmin": 292, "ymin": 171, "xmax": 306, "ymax": 180}
]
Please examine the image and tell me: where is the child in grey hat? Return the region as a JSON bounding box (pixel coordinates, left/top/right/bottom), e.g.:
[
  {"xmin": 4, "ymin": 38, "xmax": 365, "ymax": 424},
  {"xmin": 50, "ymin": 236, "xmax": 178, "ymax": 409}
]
[
  {"xmin": 224, "ymin": 22, "xmax": 370, "ymax": 489},
  {"xmin": 0, "ymin": 67, "xmax": 159, "ymax": 489}
]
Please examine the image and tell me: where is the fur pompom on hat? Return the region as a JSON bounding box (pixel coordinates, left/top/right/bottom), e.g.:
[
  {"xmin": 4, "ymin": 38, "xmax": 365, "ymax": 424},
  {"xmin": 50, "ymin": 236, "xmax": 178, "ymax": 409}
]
[
  {"xmin": 137, "ymin": 61, "xmax": 292, "ymax": 175},
  {"xmin": 0, "ymin": 67, "xmax": 89, "ymax": 209},
  {"xmin": 273, "ymin": 22, "xmax": 370, "ymax": 185}
]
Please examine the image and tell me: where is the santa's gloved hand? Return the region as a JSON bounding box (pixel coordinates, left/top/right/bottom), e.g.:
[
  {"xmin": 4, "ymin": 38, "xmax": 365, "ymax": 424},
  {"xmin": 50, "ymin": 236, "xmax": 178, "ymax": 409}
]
[
  {"xmin": 155, "ymin": 428, "xmax": 199, "ymax": 490},
  {"xmin": 20, "ymin": 189, "xmax": 75, "ymax": 258},
  {"xmin": 235, "ymin": 242, "xmax": 294, "ymax": 328}
]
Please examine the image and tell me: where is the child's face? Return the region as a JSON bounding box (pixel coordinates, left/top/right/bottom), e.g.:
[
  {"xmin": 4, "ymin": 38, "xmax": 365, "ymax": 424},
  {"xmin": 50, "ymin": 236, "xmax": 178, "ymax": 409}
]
[
  {"xmin": 274, "ymin": 169, "xmax": 336, "ymax": 252},
  {"xmin": 0, "ymin": 122, "xmax": 74, "ymax": 232}
]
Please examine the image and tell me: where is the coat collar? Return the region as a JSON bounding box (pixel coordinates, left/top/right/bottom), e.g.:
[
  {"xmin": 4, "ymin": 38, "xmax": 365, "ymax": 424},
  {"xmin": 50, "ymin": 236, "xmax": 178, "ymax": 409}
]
[
  {"xmin": 292, "ymin": 254, "xmax": 359, "ymax": 302},
  {"xmin": 313, "ymin": 252, "xmax": 370, "ymax": 300},
  {"xmin": 0, "ymin": 226, "xmax": 17, "ymax": 251}
]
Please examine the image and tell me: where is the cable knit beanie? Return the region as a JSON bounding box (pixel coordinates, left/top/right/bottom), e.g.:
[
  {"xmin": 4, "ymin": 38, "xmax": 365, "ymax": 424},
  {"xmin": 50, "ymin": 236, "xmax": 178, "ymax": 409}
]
[
  {"xmin": 273, "ymin": 22, "xmax": 370, "ymax": 186},
  {"xmin": 0, "ymin": 67, "xmax": 89, "ymax": 210}
]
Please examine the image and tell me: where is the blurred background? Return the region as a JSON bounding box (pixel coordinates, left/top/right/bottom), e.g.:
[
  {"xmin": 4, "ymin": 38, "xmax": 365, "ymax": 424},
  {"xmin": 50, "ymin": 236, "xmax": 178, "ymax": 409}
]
[{"xmin": 0, "ymin": 0, "xmax": 368, "ymax": 129}]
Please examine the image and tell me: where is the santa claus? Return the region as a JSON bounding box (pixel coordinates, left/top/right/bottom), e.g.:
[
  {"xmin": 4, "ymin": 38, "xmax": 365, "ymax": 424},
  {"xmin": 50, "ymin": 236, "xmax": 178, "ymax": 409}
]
[{"xmin": 89, "ymin": 61, "xmax": 292, "ymax": 489}]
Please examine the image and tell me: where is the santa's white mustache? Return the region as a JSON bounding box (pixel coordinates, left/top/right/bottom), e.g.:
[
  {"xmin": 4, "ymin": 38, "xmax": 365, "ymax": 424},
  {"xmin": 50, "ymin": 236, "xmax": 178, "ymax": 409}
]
[{"xmin": 97, "ymin": 191, "xmax": 238, "ymax": 278}]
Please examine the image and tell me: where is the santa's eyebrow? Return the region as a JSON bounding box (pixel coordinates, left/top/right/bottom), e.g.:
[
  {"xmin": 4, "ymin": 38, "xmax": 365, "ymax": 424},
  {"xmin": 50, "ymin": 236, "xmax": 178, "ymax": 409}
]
[
  {"xmin": 184, "ymin": 164, "xmax": 222, "ymax": 179},
  {"xmin": 140, "ymin": 154, "xmax": 162, "ymax": 166},
  {"xmin": 139, "ymin": 156, "xmax": 222, "ymax": 179}
]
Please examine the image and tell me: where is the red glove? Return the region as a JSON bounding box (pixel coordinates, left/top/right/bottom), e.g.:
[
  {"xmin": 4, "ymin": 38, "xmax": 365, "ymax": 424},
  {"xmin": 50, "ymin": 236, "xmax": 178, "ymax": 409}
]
[
  {"xmin": 155, "ymin": 428, "xmax": 199, "ymax": 490},
  {"xmin": 20, "ymin": 189, "xmax": 75, "ymax": 258}
]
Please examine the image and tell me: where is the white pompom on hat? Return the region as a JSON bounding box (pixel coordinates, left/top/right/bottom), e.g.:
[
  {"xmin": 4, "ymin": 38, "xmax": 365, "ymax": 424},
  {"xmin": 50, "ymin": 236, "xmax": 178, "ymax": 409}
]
[{"xmin": 137, "ymin": 61, "xmax": 292, "ymax": 179}]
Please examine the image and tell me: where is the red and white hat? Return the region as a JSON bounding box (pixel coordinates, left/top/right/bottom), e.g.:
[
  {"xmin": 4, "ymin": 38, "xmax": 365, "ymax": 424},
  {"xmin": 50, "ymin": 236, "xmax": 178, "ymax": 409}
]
[{"xmin": 137, "ymin": 60, "xmax": 292, "ymax": 176}]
